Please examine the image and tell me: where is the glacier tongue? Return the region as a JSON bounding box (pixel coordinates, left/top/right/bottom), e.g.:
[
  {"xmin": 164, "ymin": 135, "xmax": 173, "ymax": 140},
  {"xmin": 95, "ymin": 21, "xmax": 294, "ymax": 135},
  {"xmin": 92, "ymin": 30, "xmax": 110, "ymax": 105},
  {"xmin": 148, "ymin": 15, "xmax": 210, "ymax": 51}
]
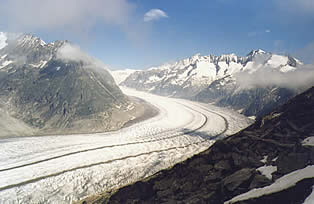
[{"xmin": 0, "ymin": 88, "xmax": 251, "ymax": 204}]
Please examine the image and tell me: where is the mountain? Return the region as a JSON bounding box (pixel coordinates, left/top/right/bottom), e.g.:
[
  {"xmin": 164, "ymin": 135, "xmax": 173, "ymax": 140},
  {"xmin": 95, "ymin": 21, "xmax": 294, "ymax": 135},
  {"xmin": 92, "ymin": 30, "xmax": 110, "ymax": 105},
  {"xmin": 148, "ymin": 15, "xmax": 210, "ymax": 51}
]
[
  {"xmin": 121, "ymin": 50, "xmax": 311, "ymax": 118},
  {"xmin": 110, "ymin": 69, "xmax": 138, "ymax": 85},
  {"xmin": 98, "ymin": 86, "xmax": 314, "ymax": 204},
  {"xmin": 0, "ymin": 32, "xmax": 137, "ymax": 137}
]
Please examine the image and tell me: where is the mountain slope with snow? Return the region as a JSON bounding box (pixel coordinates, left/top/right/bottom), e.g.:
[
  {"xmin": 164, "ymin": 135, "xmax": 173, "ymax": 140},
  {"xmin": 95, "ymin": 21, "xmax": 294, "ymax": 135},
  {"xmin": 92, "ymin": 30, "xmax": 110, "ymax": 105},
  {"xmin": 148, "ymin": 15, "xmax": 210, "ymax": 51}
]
[
  {"xmin": 0, "ymin": 32, "xmax": 136, "ymax": 136},
  {"xmin": 122, "ymin": 50, "xmax": 311, "ymax": 118}
]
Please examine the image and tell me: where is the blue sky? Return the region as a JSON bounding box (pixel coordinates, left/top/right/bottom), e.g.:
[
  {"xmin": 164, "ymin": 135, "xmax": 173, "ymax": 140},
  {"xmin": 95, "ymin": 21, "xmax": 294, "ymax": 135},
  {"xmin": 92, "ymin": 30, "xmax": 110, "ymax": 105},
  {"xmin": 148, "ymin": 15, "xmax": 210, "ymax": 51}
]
[{"xmin": 0, "ymin": 0, "xmax": 314, "ymax": 69}]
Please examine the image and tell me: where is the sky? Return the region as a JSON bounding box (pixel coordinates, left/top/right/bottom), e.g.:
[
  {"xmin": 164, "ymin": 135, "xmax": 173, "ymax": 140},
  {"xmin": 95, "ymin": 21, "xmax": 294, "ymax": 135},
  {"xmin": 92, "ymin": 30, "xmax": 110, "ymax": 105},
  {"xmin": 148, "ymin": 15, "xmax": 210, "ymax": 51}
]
[{"xmin": 0, "ymin": 0, "xmax": 313, "ymax": 69}]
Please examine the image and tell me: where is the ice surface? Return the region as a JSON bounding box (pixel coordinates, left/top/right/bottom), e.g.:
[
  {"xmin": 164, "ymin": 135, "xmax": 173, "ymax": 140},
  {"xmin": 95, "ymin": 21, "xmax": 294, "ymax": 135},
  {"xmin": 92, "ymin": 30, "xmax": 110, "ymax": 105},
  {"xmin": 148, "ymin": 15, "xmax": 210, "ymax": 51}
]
[{"xmin": 0, "ymin": 88, "xmax": 251, "ymax": 204}]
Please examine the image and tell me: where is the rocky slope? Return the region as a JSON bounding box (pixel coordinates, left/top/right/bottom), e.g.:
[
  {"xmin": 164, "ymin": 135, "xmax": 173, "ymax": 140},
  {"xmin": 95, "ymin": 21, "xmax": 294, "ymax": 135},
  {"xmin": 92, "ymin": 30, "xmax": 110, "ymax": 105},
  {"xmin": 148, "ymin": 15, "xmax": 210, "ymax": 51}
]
[
  {"xmin": 0, "ymin": 32, "xmax": 137, "ymax": 136},
  {"xmin": 122, "ymin": 50, "xmax": 311, "ymax": 118},
  {"xmin": 95, "ymin": 86, "xmax": 314, "ymax": 204}
]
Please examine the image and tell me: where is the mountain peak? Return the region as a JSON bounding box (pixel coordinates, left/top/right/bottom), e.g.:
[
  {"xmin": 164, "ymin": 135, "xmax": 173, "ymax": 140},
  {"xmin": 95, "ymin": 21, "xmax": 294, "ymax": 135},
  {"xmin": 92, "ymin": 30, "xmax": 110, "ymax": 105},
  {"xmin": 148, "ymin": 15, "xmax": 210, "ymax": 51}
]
[
  {"xmin": 191, "ymin": 53, "xmax": 201, "ymax": 59},
  {"xmin": 17, "ymin": 33, "xmax": 46, "ymax": 47},
  {"xmin": 48, "ymin": 40, "xmax": 69, "ymax": 48},
  {"xmin": 247, "ymin": 49, "xmax": 267, "ymax": 56}
]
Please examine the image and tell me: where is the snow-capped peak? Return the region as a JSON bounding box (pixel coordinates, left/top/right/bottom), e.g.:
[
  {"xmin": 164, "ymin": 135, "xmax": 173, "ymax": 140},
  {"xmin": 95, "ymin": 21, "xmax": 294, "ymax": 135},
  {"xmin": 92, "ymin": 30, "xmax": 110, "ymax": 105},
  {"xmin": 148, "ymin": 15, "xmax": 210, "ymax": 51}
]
[
  {"xmin": 247, "ymin": 49, "xmax": 267, "ymax": 56},
  {"xmin": 17, "ymin": 34, "xmax": 46, "ymax": 48},
  {"xmin": 218, "ymin": 53, "xmax": 238, "ymax": 63},
  {"xmin": 0, "ymin": 32, "xmax": 8, "ymax": 50},
  {"xmin": 191, "ymin": 53, "xmax": 202, "ymax": 61}
]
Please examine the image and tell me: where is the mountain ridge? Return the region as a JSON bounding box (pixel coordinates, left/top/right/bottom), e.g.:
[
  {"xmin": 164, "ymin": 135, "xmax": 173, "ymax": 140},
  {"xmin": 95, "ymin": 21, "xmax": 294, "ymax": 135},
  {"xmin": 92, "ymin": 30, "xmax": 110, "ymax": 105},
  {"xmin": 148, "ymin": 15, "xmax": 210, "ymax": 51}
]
[{"xmin": 121, "ymin": 50, "xmax": 312, "ymax": 118}]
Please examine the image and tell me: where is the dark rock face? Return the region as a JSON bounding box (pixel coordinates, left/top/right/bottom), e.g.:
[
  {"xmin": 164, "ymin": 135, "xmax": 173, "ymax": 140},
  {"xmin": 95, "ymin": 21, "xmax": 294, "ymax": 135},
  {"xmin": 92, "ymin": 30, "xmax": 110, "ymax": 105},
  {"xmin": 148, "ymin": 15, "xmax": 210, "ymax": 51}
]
[
  {"xmin": 96, "ymin": 87, "xmax": 314, "ymax": 204},
  {"xmin": 222, "ymin": 168, "xmax": 255, "ymax": 192},
  {"xmin": 0, "ymin": 34, "xmax": 131, "ymax": 135}
]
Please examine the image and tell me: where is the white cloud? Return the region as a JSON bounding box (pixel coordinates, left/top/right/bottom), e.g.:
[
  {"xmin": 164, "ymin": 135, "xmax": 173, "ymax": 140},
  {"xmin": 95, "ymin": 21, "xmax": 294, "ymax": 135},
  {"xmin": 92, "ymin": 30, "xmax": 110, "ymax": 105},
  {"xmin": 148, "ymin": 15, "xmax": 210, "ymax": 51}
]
[
  {"xmin": 265, "ymin": 29, "xmax": 271, "ymax": 33},
  {"xmin": 235, "ymin": 65, "xmax": 314, "ymax": 90},
  {"xmin": 57, "ymin": 44, "xmax": 92, "ymax": 63},
  {"xmin": 144, "ymin": 9, "xmax": 168, "ymax": 22},
  {"xmin": 0, "ymin": 0, "xmax": 135, "ymax": 32},
  {"xmin": 56, "ymin": 43, "xmax": 107, "ymax": 69}
]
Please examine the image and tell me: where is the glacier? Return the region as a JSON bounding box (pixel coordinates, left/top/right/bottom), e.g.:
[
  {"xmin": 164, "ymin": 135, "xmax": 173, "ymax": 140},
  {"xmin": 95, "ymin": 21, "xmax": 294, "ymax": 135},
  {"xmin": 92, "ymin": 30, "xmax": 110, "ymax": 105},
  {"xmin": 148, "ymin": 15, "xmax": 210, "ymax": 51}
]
[{"xmin": 0, "ymin": 88, "xmax": 251, "ymax": 204}]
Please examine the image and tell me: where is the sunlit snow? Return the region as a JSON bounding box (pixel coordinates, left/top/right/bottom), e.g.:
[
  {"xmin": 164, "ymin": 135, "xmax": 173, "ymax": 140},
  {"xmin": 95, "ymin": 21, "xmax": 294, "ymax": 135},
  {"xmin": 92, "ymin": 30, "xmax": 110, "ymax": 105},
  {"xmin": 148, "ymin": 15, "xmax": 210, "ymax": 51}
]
[
  {"xmin": 0, "ymin": 32, "xmax": 8, "ymax": 50},
  {"xmin": 225, "ymin": 165, "xmax": 314, "ymax": 204},
  {"xmin": 257, "ymin": 165, "xmax": 277, "ymax": 180},
  {"xmin": 0, "ymin": 60, "xmax": 13, "ymax": 69},
  {"xmin": 302, "ymin": 136, "xmax": 314, "ymax": 147}
]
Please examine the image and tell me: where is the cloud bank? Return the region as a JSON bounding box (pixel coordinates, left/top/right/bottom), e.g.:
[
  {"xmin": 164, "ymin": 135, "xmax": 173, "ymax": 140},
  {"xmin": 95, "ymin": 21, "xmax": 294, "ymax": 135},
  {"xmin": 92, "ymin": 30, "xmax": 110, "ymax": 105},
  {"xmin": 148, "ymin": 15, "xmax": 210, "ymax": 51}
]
[
  {"xmin": 235, "ymin": 65, "xmax": 314, "ymax": 90},
  {"xmin": 144, "ymin": 9, "xmax": 168, "ymax": 22},
  {"xmin": 0, "ymin": 0, "xmax": 134, "ymax": 32}
]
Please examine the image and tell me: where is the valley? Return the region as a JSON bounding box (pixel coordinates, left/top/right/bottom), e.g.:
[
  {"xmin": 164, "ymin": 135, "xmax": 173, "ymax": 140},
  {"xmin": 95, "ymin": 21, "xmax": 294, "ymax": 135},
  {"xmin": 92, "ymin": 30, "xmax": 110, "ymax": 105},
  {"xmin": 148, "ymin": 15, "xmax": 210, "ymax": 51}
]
[
  {"xmin": 0, "ymin": 3, "xmax": 313, "ymax": 203},
  {"xmin": 0, "ymin": 88, "xmax": 251, "ymax": 204}
]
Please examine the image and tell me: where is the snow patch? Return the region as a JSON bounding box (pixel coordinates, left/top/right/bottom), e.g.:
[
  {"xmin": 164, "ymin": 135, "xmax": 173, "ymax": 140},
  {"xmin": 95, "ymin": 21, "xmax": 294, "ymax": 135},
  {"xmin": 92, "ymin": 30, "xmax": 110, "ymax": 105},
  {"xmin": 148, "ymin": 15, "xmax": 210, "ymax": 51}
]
[
  {"xmin": 40, "ymin": 60, "xmax": 48, "ymax": 68},
  {"xmin": 248, "ymin": 116, "xmax": 256, "ymax": 120},
  {"xmin": 302, "ymin": 137, "xmax": 314, "ymax": 147},
  {"xmin": 267, "ymin": 55, "xmax": 289, "ymax": 68},
  {"xmin": 0, "ymin": 32, "xmax": 8, "ymax": 50},
  {"xmin": 29, "ymin": 60, "xmax": 48, "ymax": 68},
  {"xmin": 193, "ymin": 60, "xmax": 216, "ymax": 80},
  {"xmin": 147, "ymin": 75, "xmax": 161, "ymax": 83},
  {"xmin": 280, "ymin": 65, "xmax": 296, "ymax": 73},
  {"xmin": 257, "ymin": 165, "xmax": 277, "ymax": 180},
  {"xmin": 0, "ymin": 60, "xmax": 13, "ymax": 69},
  {"xmin": 260, "ymin": 156, "xmax": 268, "ymax": 163},
  {"xmin": 225, "ymin": 165, "xmax": 314, "ymax": 204},
  {"xmin": 303, "ymin": 185, "xmax": 314, "ymax": 204},
  {"xmin": 0, "ymin": 54, "xmax": 7, "ymax": 60}
]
